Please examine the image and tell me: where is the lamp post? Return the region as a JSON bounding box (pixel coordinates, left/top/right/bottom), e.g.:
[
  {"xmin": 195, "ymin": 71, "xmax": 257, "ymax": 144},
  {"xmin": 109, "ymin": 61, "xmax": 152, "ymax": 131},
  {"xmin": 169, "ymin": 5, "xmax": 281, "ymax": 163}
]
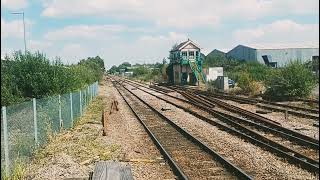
[{"xmin": 11, "ymin": 11, "xmax": 26, "ymax": 54}]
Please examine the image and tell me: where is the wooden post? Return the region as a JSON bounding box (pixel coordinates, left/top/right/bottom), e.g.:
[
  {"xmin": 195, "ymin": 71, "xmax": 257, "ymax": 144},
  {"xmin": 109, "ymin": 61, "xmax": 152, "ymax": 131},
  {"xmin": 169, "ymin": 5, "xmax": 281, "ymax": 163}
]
[
  {"xmin": 102, "ymin": 109, "xmax": 106, "ymax": 136},
  {"xmin": 285, "ymin": 109, "xmax": 288, "ymax": 120}
]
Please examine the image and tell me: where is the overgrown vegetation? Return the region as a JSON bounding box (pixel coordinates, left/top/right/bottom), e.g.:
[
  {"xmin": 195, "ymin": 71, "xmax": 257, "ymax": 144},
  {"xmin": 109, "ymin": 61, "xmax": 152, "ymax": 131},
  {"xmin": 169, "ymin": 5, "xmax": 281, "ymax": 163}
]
[
  {"xmin": 1, "ymin": 51, "xmax": 105, "ymax": 106},
  {"xmin": 108, "ymin": 52, "xmax": 317, "ymax": 100},
  {"xmin": 108, "ymin": 59, "xmax": 168, "ymax": 83},
  {"xmin": 204, "ymin": 53, "xmax": 317, "ymax": 99},
  {"xmin": 264, "ymin": 60, "xmax": 317, "ymax": 100},
  {"xmin": 203, "ymin": 52, "xmax": 243, "ymax": 72}
]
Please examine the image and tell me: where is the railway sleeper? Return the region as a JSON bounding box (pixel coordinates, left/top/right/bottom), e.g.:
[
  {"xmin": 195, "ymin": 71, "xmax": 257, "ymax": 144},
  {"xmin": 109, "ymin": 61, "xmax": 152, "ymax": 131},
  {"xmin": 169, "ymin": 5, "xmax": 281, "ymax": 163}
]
[{"xmin": 122, "ymin": 81, "xmax": 319, "ymax": 173}]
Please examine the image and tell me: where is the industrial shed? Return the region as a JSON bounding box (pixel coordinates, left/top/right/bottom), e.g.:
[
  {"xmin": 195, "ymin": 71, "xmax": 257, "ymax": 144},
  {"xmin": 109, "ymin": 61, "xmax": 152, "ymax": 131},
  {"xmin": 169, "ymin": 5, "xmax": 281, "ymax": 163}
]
[{"xmin": 226, "ymin": 45, "xmax": 319, "ymax": 67}]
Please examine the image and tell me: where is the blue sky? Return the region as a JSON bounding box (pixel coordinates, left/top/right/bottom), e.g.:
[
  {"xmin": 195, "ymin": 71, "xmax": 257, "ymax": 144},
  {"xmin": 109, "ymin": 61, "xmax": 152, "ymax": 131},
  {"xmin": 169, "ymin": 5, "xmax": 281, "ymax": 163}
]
[{"xmin": 1, "ymin": 0, "xmax": 319, "ymax": 69}]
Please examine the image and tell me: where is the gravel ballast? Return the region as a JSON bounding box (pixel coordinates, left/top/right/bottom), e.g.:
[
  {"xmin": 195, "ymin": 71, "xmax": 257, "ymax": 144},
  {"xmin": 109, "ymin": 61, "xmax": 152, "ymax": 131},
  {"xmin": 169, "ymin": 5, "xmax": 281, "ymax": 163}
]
[
  {"xmin": 223, "ymin": 100, "xmax": 319, "ymax": 140},
  {"xmin": 126, "ymin": 83, "xmax": 319, "ymax": 180},
  {"xmin": 101, "ymin": 79, "xmax": 175, "ymax": 180},
  {"xmin": 24, "ymin": 78, "xmax": 175, "ymax": 180}
]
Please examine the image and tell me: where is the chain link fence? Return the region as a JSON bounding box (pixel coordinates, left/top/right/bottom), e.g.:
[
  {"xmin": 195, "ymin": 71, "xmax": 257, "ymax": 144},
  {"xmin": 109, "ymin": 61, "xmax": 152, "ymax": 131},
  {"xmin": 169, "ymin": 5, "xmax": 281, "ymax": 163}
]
[{"xmin": 1, "ymin": 81, "xmax": 99, "ymax": 176}]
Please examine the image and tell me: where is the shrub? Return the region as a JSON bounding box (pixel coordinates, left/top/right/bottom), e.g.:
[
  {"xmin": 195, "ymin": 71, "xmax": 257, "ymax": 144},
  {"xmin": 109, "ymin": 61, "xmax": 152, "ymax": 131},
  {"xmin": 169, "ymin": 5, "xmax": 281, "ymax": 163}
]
[
  {"xmin": 132, "ymin": 66, "xmax": 150, "ymax": 77},
  {"xmin": 237, "ymin": 71, "xmax": 251, "ymax": 92},
  {"xmin": 227, "ymin": 61, "xmax": 272, "ymax": 82},
  {"xmin": 237, "ymin": 71, "xmax": 265, "ymax": 96},
  {"xmin": 264, "ymin": 60, "xmax": 317, "ymax": 100},
  {"xmin": 1, "ymin": 51, "xmax": 105, "ymax": 106}
]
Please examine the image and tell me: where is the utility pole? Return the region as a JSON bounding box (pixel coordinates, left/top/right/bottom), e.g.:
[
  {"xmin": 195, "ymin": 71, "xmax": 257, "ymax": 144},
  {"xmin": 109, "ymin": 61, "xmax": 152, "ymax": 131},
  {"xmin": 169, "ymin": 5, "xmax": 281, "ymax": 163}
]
[{"xmin": 11, "ymin": 11, "xmax": 27, "ymax": 54}]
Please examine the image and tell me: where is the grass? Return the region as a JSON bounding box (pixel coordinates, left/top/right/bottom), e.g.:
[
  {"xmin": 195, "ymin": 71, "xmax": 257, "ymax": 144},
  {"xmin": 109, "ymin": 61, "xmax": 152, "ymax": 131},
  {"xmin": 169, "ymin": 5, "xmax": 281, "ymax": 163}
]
[
  {"xmin": 22, "ymin": 93, "xmax": 122, "ymax": 178},
  {"xmin": 1, "ymin": 159, "xmax": 26, "ymax": 180}
]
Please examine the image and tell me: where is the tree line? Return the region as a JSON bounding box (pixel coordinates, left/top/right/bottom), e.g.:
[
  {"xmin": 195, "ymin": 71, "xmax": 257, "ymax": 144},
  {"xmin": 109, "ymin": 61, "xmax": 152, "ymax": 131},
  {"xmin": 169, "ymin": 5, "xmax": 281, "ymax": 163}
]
[
  {"xmin": 1, "ymin": 51, "xmax": 105, "ymax": 106},
  {"xmin": 107, "ymin": 59, "xmax": 168, "ymax": 82}
]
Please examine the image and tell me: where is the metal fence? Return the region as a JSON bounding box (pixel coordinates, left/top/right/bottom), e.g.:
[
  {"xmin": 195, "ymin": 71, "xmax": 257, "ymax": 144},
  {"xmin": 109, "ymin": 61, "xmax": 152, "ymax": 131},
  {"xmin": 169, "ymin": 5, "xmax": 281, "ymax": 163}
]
[{"xmin": 1, "ymin": 81, "xmax": 99, "ymax": 176}]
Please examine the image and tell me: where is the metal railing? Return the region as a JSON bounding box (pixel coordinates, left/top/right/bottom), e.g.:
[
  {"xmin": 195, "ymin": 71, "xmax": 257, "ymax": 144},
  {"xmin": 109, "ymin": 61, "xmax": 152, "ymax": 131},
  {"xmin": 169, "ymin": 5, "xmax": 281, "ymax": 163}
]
[{"xmin": 1, "ymin": 81, "xmax": 99, "ymax": 176}]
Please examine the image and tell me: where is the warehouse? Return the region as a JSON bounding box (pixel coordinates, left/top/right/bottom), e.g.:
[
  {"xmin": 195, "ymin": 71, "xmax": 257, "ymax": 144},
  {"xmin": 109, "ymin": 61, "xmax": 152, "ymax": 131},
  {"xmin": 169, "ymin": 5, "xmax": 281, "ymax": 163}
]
[{"xmin": 226, "ymin": 45, "xmax": 319, "ymax": 67}]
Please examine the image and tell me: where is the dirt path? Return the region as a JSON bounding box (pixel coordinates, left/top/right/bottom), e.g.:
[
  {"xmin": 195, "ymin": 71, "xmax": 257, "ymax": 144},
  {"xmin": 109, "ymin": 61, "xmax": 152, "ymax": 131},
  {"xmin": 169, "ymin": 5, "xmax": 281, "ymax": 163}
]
[{"xmin": 24, "ymin": 78, "xmax": 174, "ymax": 180}]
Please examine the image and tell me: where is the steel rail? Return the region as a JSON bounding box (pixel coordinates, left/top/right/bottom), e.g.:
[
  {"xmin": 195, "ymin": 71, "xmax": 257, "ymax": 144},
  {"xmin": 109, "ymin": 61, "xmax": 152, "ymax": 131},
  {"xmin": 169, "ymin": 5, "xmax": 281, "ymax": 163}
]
[
  {"xmin": 195, "ymin": 89, "xmax": 319, "ymax": 114},
  {"xmin": 167, "ymin": 85, "xmax": 319, "ymax": 145},
  {"xmin": 178, "ymin": 90, "xmax": 319, "ymax": 164},
  {"xmin": 121, "ymin": 79, "xmax": 319, "ymax": 173},
  {"xmin": 198, "ymin": 93, "xmax": 319, "ymax": 144},
  {"xmin": 197, "ymin": 91, "xmax": 319, "ymax": 119},
  {"xmin": 126, "ymin": 79, "xmax": 319, "ymax": 147},
  {"xmin": 112, "ymin": 79, "xmax": 253, "ymax": 180}
]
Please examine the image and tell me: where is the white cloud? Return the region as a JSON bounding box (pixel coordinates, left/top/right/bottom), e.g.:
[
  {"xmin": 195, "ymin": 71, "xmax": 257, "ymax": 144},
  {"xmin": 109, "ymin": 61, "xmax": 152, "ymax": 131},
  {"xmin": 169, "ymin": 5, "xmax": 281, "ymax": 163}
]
[
  {"xmin": 139, "ymin": 32, "xmax": 187, "ymax": 43},
  {"xmin": 108, "ymin": 32, "xmax": 188, "ymax": 65},
  {"xmin": 58, "ymin": 43, "xmax": 90, "ymax": 64},
  {"xmin": 44, "ymin": 24, "xmax": 150, "ymax": 41},
  {"xmin": 40, "ymin": 31, "xmax": 187, "ymax": 68},
  {"xmin": 1, "ymin": 18, "xmax": 33, "ymax": 39},
  {"xmin": 1, "ymin": 18, "xmax": 24, "ymax": 38},
  {"xmin": 44, "ymin": 24, "xmax": 126, "ymax": 41},
  {"xmin": 29, "ymin": 40, "xmax": 52, "ymax": 52},
  {"xmin": 233, "ymin": 20, "xmax": 319, "ymax": 48},
  {"xmin": 41, "ymin": 0, "xmax": 319, "ymax": 28},
  {"xmin": 1, "ymin": 0, "xmax": 28, "ymax": 10}
]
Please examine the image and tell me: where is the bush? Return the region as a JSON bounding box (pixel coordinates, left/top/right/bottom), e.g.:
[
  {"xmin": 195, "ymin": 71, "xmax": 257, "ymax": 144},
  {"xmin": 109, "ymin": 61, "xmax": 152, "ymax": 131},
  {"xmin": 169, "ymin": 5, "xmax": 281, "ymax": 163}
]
[
  {"xmin": 237, "ymin": 71, "xmax": 251, "ymax": 92},
  {"xmin": 264, "ymin": 60, "xmax": 317, "ymax": 100},
  {"xmin": 132, "ymin": 66, "xmax": 150, "ymax": 77},
  {"xmin": 1, "ymin": 51, "xmax": 105, "ymax": 106},
  {"xmin": 237, "ymin": 71, "xmax": 265, "ymax": 96},
  {"xmin": 227, "ymin": 61, "xmax": 272, "ymax": 82}
]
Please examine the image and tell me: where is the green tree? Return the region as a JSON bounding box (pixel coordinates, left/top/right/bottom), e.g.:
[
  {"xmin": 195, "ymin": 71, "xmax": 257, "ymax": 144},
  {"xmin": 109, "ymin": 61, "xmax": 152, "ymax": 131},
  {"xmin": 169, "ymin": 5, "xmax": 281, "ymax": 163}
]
[
  {"xmin": 132, "ymin": 66, "xmax": 149, "ymax": 77},
  {"xmin": 108, "ymin": 65, "xmax": 119, "ymax": 74},
  {"xmin": 1, "ymin": 51, "xmax": 106, "ymax": 106}
]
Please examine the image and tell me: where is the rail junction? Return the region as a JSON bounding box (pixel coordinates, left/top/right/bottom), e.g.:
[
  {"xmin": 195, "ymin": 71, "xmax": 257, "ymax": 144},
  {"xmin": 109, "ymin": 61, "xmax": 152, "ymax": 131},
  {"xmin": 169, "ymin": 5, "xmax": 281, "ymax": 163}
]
[{"xmin": 107, "ymin": 76, "xmax": 319, "ymax": 179}]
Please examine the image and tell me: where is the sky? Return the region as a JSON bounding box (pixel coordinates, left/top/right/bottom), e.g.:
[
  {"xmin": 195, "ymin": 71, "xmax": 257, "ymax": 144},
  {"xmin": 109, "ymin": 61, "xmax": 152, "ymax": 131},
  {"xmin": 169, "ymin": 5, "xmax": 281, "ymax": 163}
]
[{"xmin": 1, "ymin": 0, "xmax": 319, "ymax": 69}]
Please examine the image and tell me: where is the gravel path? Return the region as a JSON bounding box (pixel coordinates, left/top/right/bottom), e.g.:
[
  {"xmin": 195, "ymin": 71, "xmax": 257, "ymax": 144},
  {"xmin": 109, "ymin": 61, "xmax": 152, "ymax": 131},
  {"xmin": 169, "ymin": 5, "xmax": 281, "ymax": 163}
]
[{"xmin": 125, "ymin": 83, "xmax": 319, "ymax": 180}]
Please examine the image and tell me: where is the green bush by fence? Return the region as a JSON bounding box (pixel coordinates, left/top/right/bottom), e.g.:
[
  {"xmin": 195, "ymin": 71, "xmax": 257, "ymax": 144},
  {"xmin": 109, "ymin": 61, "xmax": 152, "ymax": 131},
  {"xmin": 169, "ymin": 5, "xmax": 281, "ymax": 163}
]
[{"xmin": 1, "ymin": 51, "xmax": 105, "ymax": 107}]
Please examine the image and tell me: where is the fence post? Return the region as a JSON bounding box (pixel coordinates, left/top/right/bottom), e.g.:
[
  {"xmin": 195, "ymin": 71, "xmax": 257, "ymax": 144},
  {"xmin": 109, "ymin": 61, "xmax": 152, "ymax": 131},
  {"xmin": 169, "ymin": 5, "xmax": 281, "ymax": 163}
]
[
  {"xmin": 91, "ymin": 85, "xmax": 93, "ymax": 100},
  {"xmin": 33, "ymin": 98, "xmax": 38, "ymax": 146},
  {"xmin": 94, "ymin": 82, "xmax": 96, "ymax": 96},
  {"xmin": 84, "ymin": 90, "xmax": 86, "ymax": 108},
  {"xmin": 93, "ymin": 83, "xmax": 95, "ymax": 97},
  {"xmin": 79, "ymin": 90, "xmax": 82, "ymax": 116},
  {"xmin": 58, "ymin": 95, "xmax": 62, "ymax": 131},
  {"xmin": 70, "ymin": 92, "xmax": 73, "ymax": 127},
  {"xmin": 2, "ymin": 106, "xmax": 10, "ymax": 176},
  {"xmin": 89, "ymin": 86, "xmax": 92, "ymax": 102}
]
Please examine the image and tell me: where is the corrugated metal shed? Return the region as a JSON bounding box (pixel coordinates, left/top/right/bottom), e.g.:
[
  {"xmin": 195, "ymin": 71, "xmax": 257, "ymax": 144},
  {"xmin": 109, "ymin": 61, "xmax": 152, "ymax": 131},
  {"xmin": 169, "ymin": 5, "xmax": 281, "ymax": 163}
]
[
  {"xmin": 256, "ymin": 48, "xmax": 319, "ymax": 66},
  {"xmin": 226, "ymin": 45, "xmax": 257, "ymax": 62},
  {"xmin": 226, "ymin": 45, "xmax": 319, "ymax": 66}
]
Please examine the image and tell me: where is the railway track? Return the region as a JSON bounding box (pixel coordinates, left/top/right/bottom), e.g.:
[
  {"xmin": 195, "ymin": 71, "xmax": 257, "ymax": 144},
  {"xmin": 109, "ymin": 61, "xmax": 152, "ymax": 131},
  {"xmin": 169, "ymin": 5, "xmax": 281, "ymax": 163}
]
[
  {"xmin": 120, "ymin": 78, "xmax": 319, "ymax": 174},
  {"xmin": 167, "ymin": 86, "xmax": 319, "ymax": 145},
  {"xmin": 128, "ymin": 80, "xmax": 319, "ymax": 145},
  {"xmin": 112, "ymin": 79, "xmax": 252, "ymax": 180},
  {"xmin": 178, "ymin": 85, "xmax": 319, "ymax": 108},
  {"xmin": 192, "ymin": 90, "xmax": 319, "ymax": 120}
]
